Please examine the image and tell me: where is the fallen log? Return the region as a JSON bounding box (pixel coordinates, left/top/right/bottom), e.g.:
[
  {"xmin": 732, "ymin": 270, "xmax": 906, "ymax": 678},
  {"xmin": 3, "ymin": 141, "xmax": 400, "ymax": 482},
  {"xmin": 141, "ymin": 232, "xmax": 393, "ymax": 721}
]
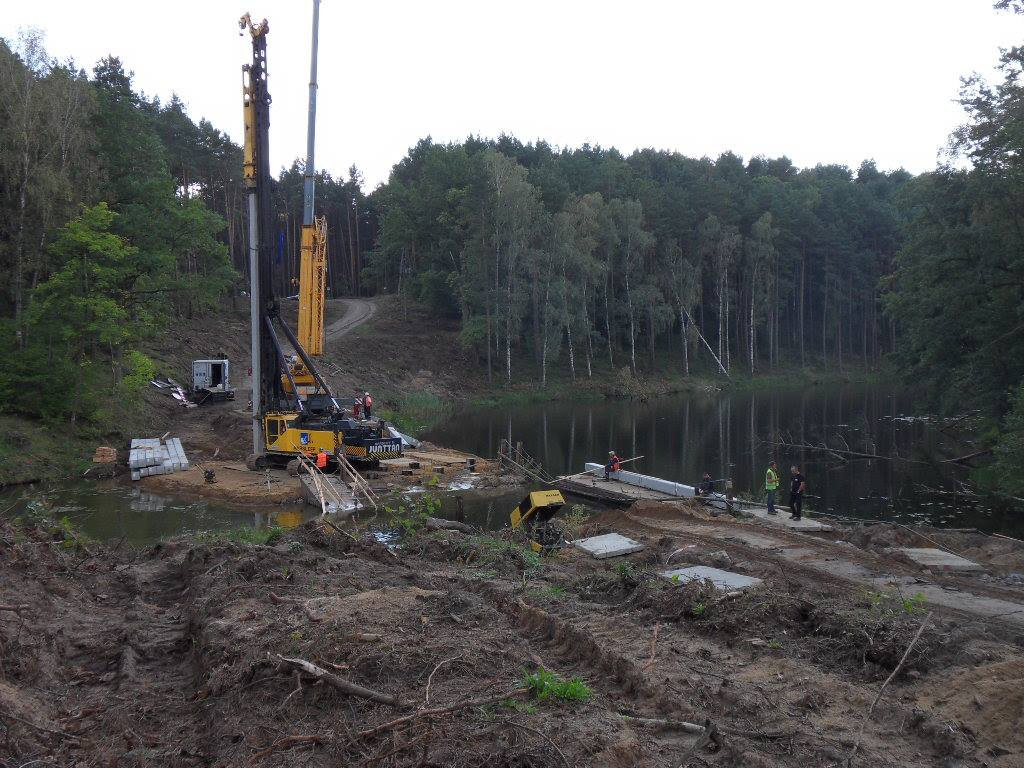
[
  {"xmin": 766, "ymin": 440, "xmax": 928, "ymax": 464},
  {"xmin": 357, "ymin": 686, "xmax": 530, "ymax": 739},
  {"xmin": 276, "ymin": 655, "xmax": 407, "ymax": 707},
  {"xmin": 940, "ymin": 449, "xmax": 992, "ymax": 464},
  {"xmin": 425, "ymin": 517, "xmax": 474, "ymax": 534},
  {"xmin": 619, "ymin": 713, "xmax": 705, "ymax": 734},
  {"xmin": 250, "ymin": 733, "xmax": 324, "ymax": 762},
  {"xmin": 619, "ymin": 712, "xmax": 788, "ymax": 740}
]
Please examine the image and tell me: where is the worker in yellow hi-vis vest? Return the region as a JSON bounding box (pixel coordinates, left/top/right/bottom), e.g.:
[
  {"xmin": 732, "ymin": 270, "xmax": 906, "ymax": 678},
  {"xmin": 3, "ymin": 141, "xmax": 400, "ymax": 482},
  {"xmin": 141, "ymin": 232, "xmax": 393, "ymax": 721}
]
[{"xmin": 764, "ymin": 460, "xmax": 780, "ymax": 516}]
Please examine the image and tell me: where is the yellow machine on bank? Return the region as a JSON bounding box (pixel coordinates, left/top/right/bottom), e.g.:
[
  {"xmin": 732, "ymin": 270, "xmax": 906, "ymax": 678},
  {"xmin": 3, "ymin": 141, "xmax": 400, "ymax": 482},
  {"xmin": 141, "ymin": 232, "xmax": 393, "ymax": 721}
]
[
  {"xmin": 510, "ymin": 490, "xmax": 567, "ymax": 553},
  {"xmin": 241, "ymin": 8, "xmax": 401, "ymax": 471}
]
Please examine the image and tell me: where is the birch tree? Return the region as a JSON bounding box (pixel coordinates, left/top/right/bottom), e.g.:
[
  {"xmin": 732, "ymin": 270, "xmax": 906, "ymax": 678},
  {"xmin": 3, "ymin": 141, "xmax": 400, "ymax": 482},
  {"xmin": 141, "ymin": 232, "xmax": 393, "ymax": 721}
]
[
  {"xmin": 483, "ymin": 149, "xmax": 543, "ymax": 383},
  {"xmin": 609, "ymin": 198, "xmax": 653, "ymax": 375}
]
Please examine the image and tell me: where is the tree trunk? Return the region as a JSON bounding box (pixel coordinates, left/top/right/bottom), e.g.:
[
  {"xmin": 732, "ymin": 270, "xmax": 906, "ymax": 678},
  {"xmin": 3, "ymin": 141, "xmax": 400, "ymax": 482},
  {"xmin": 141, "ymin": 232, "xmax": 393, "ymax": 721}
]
[
  {"xmin": 624, "ymin": 268, "xmax": 636, "ymax": 375},
  {"xmin": 724, "ymin": 273, "xmax": 731, "ymax": 372},
  {"xmin": 567, "ymin": 324, "xmax": 576, "ymax": 381},
  {"xmin": 749, "ymin": 292, "xmax": 755, "ymax": 373},
  {"xmin": 821, "ymin": 273, "xmax": 828, "ymax": 363},
  {"xmin": 679, "ymin": 308, "xmax": 689, "ymax": 376},
  {"xmin": 531, "ymin": 269, "xmax": 542, "ymax": 366},
  {"xmin": 541, "ymin": 283, "xmax": 550, "ymax": 387},
  {"xmin": 582, "ymin": 283, "xmax": 593, "ymax": 378},
  {"xmin": 13, "ymin": 153, "xmax": 30, "ymax": 345},
  {"xmin": 799, "ymin": 252, "xmax": 806, "ymax": 366},
  {"xmin": 485, "ymin": 312, "xmax": 493, "ymax": 383},
  {"xmin": 604, "ymin": 278, "xmax": 614, "ymax": 366},
  {"xmin": 685, "ymin": 310, "xmax": 729, "ymax": 377}
]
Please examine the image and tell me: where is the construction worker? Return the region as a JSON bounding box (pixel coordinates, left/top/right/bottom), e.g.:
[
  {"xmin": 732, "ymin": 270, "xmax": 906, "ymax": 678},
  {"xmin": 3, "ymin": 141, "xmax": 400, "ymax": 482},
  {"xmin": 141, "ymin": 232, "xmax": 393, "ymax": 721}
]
[
  {"xmin": 604, "ymin": 451, "xmax": 621, "ymax": 480},
  {"xmin": 764, "ymin": 460, "xmax": 780, "ymax": 515},
  {"xmin": 363, "ymin": 391, "xmax": 373, "ymax": 419},
  {"xmin": 697, "ymin": 473, "xmax": 715, "ymax": 496},
  {"xmin": 352, "ymin": 391, "xmax": 363, "ymax": 419},
  {"xmin": 316, "ymin": 448, "xmax": 328, "ymax": 470},
  {"xmin": 789, "ymin": 465, "xmax": 806, "ymax": 521}
]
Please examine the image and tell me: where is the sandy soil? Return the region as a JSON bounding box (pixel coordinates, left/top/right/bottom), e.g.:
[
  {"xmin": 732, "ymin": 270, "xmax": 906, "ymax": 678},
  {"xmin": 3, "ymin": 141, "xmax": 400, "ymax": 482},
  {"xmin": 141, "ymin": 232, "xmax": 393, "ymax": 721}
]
[
  {"xmin": 2, "ymin": 500, "xmax": 1022, "ymax": 768},
  {"xmin": 142, "ymin": 464, "xmax": 304, "ymax": 504}
]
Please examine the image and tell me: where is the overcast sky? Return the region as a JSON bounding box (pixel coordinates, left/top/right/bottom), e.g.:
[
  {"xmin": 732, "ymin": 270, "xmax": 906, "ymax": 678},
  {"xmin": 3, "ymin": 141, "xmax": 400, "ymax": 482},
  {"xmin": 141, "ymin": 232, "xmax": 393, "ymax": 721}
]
[{"xmin": 3, "ymin": 1, "xmax": 1022, "ymax": 189}]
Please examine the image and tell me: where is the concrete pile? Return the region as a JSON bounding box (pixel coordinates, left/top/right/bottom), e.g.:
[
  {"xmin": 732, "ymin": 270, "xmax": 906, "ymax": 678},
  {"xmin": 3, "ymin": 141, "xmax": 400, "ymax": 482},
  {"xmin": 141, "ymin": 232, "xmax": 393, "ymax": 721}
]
[{"xmin": 128, "ymin": 437, "xmax": 190, "ymax": 481}]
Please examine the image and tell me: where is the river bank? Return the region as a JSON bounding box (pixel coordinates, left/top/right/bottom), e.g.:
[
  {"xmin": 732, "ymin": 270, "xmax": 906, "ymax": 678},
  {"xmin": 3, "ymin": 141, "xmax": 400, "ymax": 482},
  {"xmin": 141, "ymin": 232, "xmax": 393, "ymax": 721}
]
[
  {"xmin": 0, "ymin": 295, "xmax": 893, "ymax": 488},
  {"xmin": 2, "ymin": 498, "xmax": 1022, "ymax": 767}
]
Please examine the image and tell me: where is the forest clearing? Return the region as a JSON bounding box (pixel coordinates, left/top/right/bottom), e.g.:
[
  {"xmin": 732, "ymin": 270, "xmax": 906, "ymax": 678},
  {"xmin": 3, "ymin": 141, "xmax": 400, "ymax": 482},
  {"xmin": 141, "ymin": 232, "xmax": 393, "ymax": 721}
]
[
  {"xmin": 3, "ymin": 2, "xmax": 1024, "ymax": 766},
  {"xmin": 2, "ymin": 499, "xmax": 1023, "ymax": 767}
]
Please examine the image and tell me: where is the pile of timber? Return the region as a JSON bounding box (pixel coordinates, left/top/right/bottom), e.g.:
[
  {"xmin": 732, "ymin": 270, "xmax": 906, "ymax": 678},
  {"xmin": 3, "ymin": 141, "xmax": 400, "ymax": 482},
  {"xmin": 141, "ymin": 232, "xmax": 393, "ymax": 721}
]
[
  {"xmin": 128, "ymin": 437, "xmax": 190, "ymax": 481},
  {"xmin": 92, "ymin": 446, "xmax": 117, "ymax": 464}
]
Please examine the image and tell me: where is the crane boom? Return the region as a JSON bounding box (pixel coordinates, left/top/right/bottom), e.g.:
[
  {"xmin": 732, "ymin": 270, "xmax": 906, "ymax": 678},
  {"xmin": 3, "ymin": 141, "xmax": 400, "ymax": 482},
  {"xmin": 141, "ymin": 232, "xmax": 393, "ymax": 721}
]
[
  {"xmin": 296, "ymin": 0, "xmax": 327, "ymax": 356},
  {"xmin": 240, "ymin": 8, "xmax": 402, "ymax": 472},
  {"xmin": 240, "ymin": 13, "xmax": 278, "ymax": 457}
]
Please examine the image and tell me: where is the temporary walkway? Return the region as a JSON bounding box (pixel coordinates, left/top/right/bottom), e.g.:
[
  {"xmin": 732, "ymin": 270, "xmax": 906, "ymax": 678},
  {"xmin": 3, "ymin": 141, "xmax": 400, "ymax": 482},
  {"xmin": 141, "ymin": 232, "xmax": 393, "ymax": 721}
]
[
  {"xmin": 555, "ymin": 462, "xmax": 831, "ymax": 531},
  {"xmin": 296, "ymin": 451, "xmax": 379, "ymax": 517}
]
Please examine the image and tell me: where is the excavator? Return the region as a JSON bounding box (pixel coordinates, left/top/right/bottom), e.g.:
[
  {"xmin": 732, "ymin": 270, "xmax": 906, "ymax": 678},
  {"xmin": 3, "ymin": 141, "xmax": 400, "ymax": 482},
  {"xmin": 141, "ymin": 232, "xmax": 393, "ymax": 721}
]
[{"xmin": 241, "ymin": 5, "xmax": 401, "ymax": 471}]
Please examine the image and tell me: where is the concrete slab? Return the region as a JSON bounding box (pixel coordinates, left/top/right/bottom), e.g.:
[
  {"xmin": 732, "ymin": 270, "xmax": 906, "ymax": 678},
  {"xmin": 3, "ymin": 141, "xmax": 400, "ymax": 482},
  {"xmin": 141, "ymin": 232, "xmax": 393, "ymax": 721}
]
[
  {"xmin": 872, "ymin": 576, "xmax": 1024, "ymax": 628},
  {"xmin": 660, "ymin": 565, "xmax": 762, "ymax": 591},
  {"xmin": 571, "ymin": 533, "xmax": 645, "ymax": 559},
  {"xmin": 898, "ymin": 548, "xmax": 984, "ymax": 572}
]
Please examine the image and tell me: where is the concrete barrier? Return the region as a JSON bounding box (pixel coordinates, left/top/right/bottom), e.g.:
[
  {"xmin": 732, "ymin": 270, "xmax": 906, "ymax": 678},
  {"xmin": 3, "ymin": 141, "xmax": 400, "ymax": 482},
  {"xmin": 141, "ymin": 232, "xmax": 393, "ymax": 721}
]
[{"xmin": 583, "ymin": 462, "xmax": 697, "ymax": 498}]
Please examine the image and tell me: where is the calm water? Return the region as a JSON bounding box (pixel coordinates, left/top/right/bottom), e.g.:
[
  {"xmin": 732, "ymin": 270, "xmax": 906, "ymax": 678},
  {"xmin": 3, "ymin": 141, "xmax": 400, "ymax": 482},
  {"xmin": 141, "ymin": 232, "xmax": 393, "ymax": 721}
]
[
  {"xmin": 4, "ymin": 384, "xmax": 1021, "ymax": 542},
  {"xmin": 0, "ymin": 480, "xmax": 318, "ymax": 544},
  {"xmin": 424, "ymin": 383, "xmax": 1024, "ymax": 536}
]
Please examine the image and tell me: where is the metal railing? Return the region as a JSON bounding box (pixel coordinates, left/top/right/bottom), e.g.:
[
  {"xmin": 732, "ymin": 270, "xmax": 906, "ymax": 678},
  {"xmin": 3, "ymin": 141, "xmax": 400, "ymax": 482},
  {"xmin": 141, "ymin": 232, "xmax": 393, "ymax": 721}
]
[
  {"xmin": 497, "ymin": 439, "xmax": 553, "ymax": 484},
  {"xmin": 296, "ymin": 453, "xmax": 351, "ymax": 516},
  {"xmin": 334, "ymin": 451, "xmax": 379, "ymax": 511}
]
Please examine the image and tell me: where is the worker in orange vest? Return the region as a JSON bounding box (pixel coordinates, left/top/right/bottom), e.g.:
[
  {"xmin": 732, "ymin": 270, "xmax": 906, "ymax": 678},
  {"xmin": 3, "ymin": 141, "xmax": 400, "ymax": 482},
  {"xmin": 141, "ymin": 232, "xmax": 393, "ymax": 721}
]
[
  {"xmin": 363, "ymin": 391, "xmax": 373, "ymax": 419},
  {"xmin": 604, "ymin": 451, "xmax": 621, "ymax": 480},
  {"xmin": 316, "ymin": 448, "xmax": 328, "ymax": 470}
]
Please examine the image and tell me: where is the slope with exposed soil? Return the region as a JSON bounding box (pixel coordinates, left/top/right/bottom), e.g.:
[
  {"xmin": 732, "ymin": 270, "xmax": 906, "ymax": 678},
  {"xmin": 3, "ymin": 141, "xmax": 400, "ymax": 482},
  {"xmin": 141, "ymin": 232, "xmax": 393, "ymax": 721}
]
[{"xmin": 2, "ymin": 499, "xmax": 1023, "ymax": 767}]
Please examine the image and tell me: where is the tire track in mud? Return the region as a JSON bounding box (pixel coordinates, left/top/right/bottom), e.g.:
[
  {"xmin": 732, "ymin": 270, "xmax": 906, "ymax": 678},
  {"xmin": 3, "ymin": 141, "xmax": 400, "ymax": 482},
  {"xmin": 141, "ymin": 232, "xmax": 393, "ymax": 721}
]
[
  {"xmin": 462, "ymin": 580, "xmax": 690, "ymax": 718},
  {"xmin": 101, "ymin": 553, "xmax": 209, "ymax": 766}
]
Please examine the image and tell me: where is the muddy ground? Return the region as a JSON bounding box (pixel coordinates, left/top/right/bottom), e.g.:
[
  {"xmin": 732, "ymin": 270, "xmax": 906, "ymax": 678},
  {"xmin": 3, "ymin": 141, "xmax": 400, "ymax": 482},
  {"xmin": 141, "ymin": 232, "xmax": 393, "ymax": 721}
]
[
  {"xmin": 139, "ymin": 445, "xmax": 517, "ymax": 506},
  {"xmin": 2, "ymin": 500, "xmax": 1022, "ymax": 768}
]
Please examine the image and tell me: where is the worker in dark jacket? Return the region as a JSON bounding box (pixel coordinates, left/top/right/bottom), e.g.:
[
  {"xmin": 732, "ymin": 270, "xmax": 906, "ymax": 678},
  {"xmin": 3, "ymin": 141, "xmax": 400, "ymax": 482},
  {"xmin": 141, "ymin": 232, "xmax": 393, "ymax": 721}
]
[
  {"xmin": 697, "ymin": 473, "xmax": 715, "ymax": 496},
  {"xmin": 789, "ymin": 465, "xmax": 806, "ymax": 521}
]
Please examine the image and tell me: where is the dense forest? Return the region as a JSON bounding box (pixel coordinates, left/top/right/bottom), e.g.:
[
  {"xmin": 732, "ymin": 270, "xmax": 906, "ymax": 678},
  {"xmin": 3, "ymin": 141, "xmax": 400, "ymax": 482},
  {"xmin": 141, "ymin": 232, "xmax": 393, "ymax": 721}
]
[
  {"xmin": 368, "ymin": 139, "xmax": 907, "ymax": 384},
  {"xmin": 0, "ymin": 31, "xmax": 374, "ymax": 424},
  {"xmin": 0, "ymin": 15, "xmax": 1022, "ymax": 492}
]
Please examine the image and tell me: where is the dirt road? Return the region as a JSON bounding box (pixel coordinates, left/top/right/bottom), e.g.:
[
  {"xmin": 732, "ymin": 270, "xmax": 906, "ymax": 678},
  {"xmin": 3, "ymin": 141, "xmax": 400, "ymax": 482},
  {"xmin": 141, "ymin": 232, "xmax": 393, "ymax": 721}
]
[{"xmin": 324, "ymin": 297, "xmax": 376, "ymax": 343}]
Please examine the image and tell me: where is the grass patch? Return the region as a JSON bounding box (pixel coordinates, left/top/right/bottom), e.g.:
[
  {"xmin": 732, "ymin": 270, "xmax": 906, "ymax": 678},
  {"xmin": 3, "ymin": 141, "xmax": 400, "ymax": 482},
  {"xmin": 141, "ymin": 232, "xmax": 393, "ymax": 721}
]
[
  {"xmin": 727, "ymin": 365, "xmax": 893, "ymax": 391},
  {"xmin": 523, "ymin": 668, "xmax": 591, "ymax": 703},
  {"xmin": 387, "ymin": 493, "xmax": 441, "ymax": 536},
  {"xmin": 865, "ymin": 589, "xmax": 928, "ymax": 616},
  {"xmin": 475, "ymin": 534, "xmax": 545, "ymax": 573},
  {"xmin": 194, "ymin": 525, "xmax": 284, "ymax": 546},
  {"xmin": 378, "ymin": 392, "xmax": 450, "ymax": 435},
  {"xmin": 0, "ymin": 415, "xmax": 95, "ymax": 485}
]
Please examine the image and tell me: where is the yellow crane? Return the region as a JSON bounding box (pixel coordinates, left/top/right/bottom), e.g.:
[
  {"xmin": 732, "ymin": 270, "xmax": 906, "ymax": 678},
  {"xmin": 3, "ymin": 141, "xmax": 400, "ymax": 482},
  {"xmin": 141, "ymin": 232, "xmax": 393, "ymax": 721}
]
[
  {"xmin": 241, "ymin": 7, "xmax": 401, "ymax": 471},
  {"xmin": 287, "ymin": 0, "xmax": 328, "ymax": 395}
]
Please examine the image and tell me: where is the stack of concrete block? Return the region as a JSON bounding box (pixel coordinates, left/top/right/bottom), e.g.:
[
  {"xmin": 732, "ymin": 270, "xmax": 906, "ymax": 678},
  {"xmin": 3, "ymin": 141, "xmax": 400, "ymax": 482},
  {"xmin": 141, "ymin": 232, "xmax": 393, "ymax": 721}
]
[{"xmin": 129, "ymin": 437, "xmax": 190, "ymax": 481}]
